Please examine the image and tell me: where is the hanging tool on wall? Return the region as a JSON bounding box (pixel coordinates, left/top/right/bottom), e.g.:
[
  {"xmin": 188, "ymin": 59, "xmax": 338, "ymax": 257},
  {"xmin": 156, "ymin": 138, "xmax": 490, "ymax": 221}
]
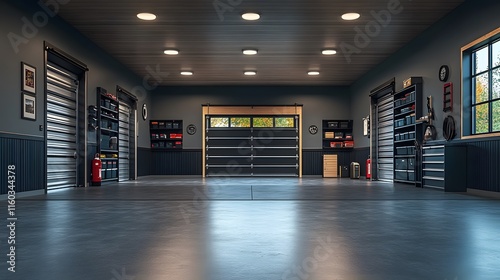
[
  {"xmin": 443, "ymin": 115, "xmax": 456, "ymax": 141},
  {"xmin": 417, "ymin": 96, "xmax": 437, "ymax": 141}
]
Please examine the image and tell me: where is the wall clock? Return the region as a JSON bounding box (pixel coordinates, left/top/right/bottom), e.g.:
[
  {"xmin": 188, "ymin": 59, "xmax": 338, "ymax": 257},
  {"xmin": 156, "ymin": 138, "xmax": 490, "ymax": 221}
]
[
  {"xmin": 142, "ymin": 103, "xmax": 148, "ymax": 120},
  {"xmin": 187, "ymin": 124, "xmax": 197, "ymax": 135},
  {"xmin": 308, "ymin": 125, "xmax": 318, "ymax": 135},
  {"xmin": 439, "ymin": 65, "xmax": 449, "ymax": 82}
]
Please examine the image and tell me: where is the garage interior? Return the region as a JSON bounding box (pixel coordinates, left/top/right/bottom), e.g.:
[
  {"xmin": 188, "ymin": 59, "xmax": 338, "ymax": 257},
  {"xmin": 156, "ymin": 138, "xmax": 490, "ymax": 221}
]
[{"xmin": 1, "ymin": 0, "xmax": 500, "ymax": 279}]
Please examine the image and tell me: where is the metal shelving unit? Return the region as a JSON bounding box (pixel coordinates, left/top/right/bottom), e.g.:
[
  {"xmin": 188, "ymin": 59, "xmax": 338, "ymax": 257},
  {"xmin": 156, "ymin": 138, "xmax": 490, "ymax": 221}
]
[
  {"xmin": 97, "ymin": 87, "xmax": 119, "ymax": 182},
  {"xmin": 392, "ymin": 80, "xmax": 423, "ymax": 185}
]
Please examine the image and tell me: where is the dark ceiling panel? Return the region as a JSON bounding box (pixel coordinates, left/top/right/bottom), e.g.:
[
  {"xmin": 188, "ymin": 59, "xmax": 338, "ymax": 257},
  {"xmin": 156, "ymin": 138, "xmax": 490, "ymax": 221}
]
[{"xmin": 55, "ymin": 0, "xmax": 465, "ymax": 85}]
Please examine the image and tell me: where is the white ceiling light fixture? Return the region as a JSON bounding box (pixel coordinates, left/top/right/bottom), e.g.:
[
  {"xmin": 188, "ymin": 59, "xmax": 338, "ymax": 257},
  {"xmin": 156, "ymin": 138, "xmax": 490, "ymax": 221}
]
[
  {"xmin": 180, "ymin": 71, "xmax": 193, "ymax": 76},
  {"xmin": 244, "ymin": 71, "xmax": 257, "ymax": 76},
  {"xmin": 137, "ymin": 13, "xmax": 157, "ymax": 21},
  {"xmin": 164, "ymin": 49, "xmax": 179, "ymax": 55},
  {"xmin": 242, "ymin": 12, "xmax": 260, "ymax": 21},
  {"xmin": 242, "ymin": 49, "xmax": 258, "ymax": 55},
  {"xmin": 308, "ymin": 71, "xmax": 320, "ymax": 76},
  {"xmin": 341, "ymin": 13, "xmax": 360, "ymax": 21},
  {"xmin": 322, "ymin": 49, "xmax": 337, "ymax": 55}
]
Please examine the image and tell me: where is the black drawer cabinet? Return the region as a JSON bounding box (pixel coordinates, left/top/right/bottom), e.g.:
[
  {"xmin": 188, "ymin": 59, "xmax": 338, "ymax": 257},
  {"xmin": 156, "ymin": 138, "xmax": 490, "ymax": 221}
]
[{"xmin": 422, "ymin": 143, "xmax": 467, "ymax": 192}]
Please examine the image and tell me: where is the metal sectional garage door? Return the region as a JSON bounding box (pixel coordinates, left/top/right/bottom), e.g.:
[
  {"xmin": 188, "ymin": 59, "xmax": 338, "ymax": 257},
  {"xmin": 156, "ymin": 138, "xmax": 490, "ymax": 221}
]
[
  {"xmin": 376, "ymin": 95, "xmax": 394, "ymax": 181},
  {"xmin": 118, "ymin": 101, "xmax": 131, "ymax": 181},
  {"xmin": 46, "ymin": 63, "xmax": 79, "ymax": 190},
  {"xmin": 205, "ymin": 116, "xmax": 299, "ymax": 177}
]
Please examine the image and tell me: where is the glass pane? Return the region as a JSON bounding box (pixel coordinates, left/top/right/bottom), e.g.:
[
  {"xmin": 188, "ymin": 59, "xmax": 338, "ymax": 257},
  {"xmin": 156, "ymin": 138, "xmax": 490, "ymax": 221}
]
[
  {"xmin": 493, "ymin": 40, "xmax": 500, "ymax": 67},
  {"xmin": 473, "ymin": 104, "xmax": 489, "ymax": 134},
  {"xmin": 475, "ymin": 46, "xmax": 489, "ymax": 74},
  {"xmin": 210, "ymin": 117, "xmax": 228, "ymax": 127},
  {"xmin": 493, "ymin": 68, "xmax": 500, "ymax": 99},
  {"xmin": 230, "ymin": 117, "xmax": 251, "ymax": 127},
  {"xmin": 253, "ymin": 117, "xmax": 273, "ymax": 127},
  {"xmin": 474, "ymin": 73, "xmax": 489, "ymax": 104},
  {"xmin": 275, "ymin": 117, "xmax": 295, "ymax": 128},
  {"xmin": 493, "ymin": 100, "xmax": 500, "ymax": 132}
]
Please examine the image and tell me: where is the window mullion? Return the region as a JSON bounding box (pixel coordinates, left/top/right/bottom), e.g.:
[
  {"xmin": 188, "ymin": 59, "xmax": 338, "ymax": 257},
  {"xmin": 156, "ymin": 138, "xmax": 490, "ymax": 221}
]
[{"xmin": 489, "ymin": 44, "xmax": 493, "ymax": 133}]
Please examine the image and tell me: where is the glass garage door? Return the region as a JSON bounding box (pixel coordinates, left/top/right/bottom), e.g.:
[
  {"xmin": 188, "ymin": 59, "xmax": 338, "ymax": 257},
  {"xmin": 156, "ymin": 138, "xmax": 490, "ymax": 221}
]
[{"xmin": 205, "ymin": 116, "xmax": 299, "ymax": 177}]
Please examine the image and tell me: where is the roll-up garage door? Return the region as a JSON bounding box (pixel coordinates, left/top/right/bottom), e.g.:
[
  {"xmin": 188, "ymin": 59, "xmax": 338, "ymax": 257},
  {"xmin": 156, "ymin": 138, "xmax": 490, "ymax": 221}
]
[
  {"xmin": 118, "ymin": 101, "xmax": 131, "ymax": 181},
  {"xmin": 206, "ymin": 116, "xmax": 299, "ymax": 177},
  {"xmin": 376, "ymin": 95, "xmax": 394, "ymax": 181},
  {"xmin": 46, "ymin": 63, "xmax": 79, "ymax": 190}
]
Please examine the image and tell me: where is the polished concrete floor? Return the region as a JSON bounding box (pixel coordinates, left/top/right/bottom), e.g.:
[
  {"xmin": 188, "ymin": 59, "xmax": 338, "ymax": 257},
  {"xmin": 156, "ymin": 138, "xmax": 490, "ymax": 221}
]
[{"xmin": 2, "ymin": 176, "xmax": 500, "ymax": 280}]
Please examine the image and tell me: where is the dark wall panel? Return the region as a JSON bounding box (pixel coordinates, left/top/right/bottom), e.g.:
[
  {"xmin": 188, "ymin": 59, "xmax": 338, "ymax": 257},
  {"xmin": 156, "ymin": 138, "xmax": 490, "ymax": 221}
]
[
  {"xmin": 138, "ymin": 147, "xmax": 152, "ymax": 177},
  {"xmin": 302, "ymin": 149, "xmax": 352, "ymax": 176},
  {"xmin": 465, "ymin": 138, "xmax": 500, "ymax": 192},
  {"xmin": 0, "ymin": 134, "xmax": 44, "ymax": 194},
  {"xmin": 0, "ymin": 1, "xmax": 152, "ymax": 148},
  {"xmin": 151, "ymin": 150, "xmax": 202, "ymax": 175},
  {"xmin": 350, "ymin": 0, "xmax": 500, "ymax": 148},
  {"xmin": 352, "ymin": 147, "xmax": 370, "ymax": 177},
  {"xmin": 151, "ymin": 86, "xmax": 351, "ymax": 149}
]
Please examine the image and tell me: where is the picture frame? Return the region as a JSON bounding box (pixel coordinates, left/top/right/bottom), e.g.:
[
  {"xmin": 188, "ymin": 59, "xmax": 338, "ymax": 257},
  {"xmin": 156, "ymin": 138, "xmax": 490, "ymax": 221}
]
[
  {"xmin": 21, "ymin": 62, "xmax": 36, "ymax": 94},
  {"xmin": 22, "ymin": 92, "xmax": 36, "ymax": 120}
]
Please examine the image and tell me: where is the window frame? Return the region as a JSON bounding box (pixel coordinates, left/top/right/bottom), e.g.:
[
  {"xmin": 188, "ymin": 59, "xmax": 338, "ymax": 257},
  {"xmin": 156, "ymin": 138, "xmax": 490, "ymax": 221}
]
[{"xmin": 461, "ymin": 27, "xmax": 500, "ymax": 139}]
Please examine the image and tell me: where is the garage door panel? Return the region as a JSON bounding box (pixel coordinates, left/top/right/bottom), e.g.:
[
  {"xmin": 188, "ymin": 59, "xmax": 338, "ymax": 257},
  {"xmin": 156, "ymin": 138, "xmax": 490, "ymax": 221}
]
[
  {"xmin": 206, "ymin": 116, "xmax": 298, "ymax": 177},
  {"xmin": 376, "ymin": 94, "xmax": 394, "ymax": 181},
  {"xmin": 46, "ymin": 62, "xmax": 79, "ymax": 190}
]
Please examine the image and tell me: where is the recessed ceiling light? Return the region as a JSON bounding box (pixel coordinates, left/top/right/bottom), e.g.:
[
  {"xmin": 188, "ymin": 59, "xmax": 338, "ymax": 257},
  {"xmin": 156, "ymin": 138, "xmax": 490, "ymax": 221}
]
[
  {"xmin": 322, "ymin": 49, "xmax": 337, "ymax": 55},
  {"xmin": 244, "ymin": 71, "xmax": 257, "ymax": 76},
  {"xmin": 242, "ymin": 49, "xmax": 258, "ymax": 55},
  {"xmin": 164, "ymin": 49, "xmax": 179, "ymax": 55},
  {"xmin": 308, "ymin": 71, "xmax": 320, "ymax": 76},
  {"xmin": 137, "ymin": 13, "xmax": 157, "ymax": 21},
  {"xmin": 341, "ymin": 13, "xmax": 360, "ymax": 21},
  {"xmin": 180, "ymin": 71, "xmax": 193, "ymax": 76},
  {"xmin": 242, "ymin": 12, "xmax": 260, "ymax": 21}
]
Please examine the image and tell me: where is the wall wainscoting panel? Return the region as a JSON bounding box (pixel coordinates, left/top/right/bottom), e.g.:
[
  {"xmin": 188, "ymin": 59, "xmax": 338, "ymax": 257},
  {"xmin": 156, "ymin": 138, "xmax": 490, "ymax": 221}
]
[
  {"xmin": 138, "ymin": 147, "xmax": 152, "ymax": 177},
  {"xmin": 150, "ymin": 149, "xmax": 202, "ymax": 175},
  {"xmin": 302, "ymin": 149, "xmax": 353, "ymax": 176},
  {"xmin": 0, "ymin": 134, "xmax": 45, "ymax": 194},
  {"xmin": 352, "ymin": 147, "xmax": 370, "ymax": 177},
  {"xmin": 465, "ymin": 138, "xmax": 500, "ymax": 192}
]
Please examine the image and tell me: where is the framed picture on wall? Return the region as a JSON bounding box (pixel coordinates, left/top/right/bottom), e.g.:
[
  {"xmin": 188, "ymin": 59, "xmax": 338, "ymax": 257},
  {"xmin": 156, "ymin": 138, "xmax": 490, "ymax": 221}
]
[
  {"xmin": 21, "ymin": 62, "xmax": 36, "ymax": 94},
  {"xmin": 22, "ymin": 92, "xmax": 36, "ymax": 120}
]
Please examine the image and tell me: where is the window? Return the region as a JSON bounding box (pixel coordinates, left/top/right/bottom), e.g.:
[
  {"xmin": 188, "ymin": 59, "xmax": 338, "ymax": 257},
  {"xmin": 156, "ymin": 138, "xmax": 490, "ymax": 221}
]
[
  {"xmin": 275, "ymin": 117, "xmax": 295, "ymax": 128},
  {"xmin": 230, "ymin": 117, "xmax": 251, "ymax": 127},
  {"xmin": 462, "ymin": 28, "xmax": 500, "ymax": 136},
  {"xmin": 209, "ymin": 116, "xmax": 296, "ymax": 128},
  {"xmin": 253, "ymin": 117, "xmax": 273, "ymax": 127},
  {"xmin": 210, "ymin": 117, "xmax": 228, "ymax": 127}
]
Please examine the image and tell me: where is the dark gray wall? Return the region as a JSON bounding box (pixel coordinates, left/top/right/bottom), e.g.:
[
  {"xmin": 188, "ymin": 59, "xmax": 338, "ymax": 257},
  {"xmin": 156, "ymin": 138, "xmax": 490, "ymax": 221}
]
[
  {"xmin": 151, "ymin": 86, "xmax": 351, "ymax": 149},
  {"xmin": 350, "ymin": 0, "xmax": 500, "ymax": 148},
  {"xmin": 0, "ymin": 0, "xmax": 152, "ymax": 148}
]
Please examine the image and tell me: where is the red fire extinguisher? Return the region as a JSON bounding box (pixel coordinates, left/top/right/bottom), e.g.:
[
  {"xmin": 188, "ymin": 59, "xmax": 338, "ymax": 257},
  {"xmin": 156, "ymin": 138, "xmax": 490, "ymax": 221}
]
[
  {"xmin": 366, "ymin": 157, "xmax": 371, "ymax": 180},
  {"xmin": 91, "ymin": 153, "xmax": 102, "ymax": 186}
]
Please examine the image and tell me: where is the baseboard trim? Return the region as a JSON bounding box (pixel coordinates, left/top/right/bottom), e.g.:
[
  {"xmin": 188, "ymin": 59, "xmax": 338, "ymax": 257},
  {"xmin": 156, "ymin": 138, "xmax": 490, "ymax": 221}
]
[
  {"xmin": 467, "ymin": 188, "xmax": 500, "ymax": 199},
  {"xmin": 0, "ymin": 189, "xmax": 45, "ymax": 200}
]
